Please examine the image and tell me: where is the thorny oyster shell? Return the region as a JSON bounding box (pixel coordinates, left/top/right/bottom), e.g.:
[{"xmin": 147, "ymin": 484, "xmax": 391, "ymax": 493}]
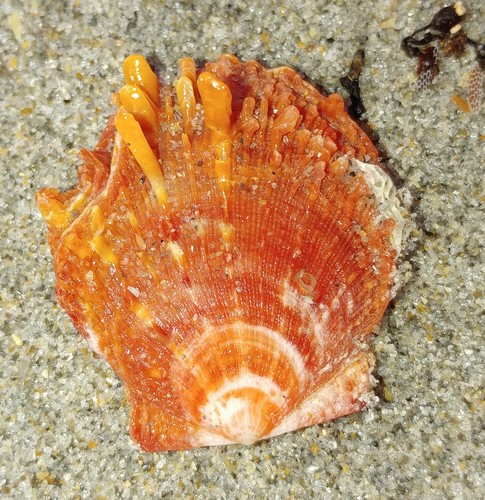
[{"xmin": 37, "ymin": 54, "xmax": 405, "ymax": 451}]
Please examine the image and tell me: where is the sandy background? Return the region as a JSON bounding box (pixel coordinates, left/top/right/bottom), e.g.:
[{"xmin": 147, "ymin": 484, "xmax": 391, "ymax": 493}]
[{"xmin": 1, "ymin": 0, "xmax": 484, "ymax": 498}]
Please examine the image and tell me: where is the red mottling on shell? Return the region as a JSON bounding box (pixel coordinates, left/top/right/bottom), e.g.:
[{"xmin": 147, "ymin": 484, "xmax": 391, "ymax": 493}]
[{"xmin": 37, "ymin": 55, "xmax": 403, "ymax": 451}]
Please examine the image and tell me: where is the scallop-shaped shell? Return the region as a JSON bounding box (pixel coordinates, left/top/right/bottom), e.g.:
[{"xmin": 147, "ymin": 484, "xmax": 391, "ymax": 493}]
[{"xmin": 37, "ymin": 54, "xmax": 404, "ymax": 451}]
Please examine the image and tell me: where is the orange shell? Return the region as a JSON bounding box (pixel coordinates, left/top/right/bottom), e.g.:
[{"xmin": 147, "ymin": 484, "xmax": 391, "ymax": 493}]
[{"xmin": 37, "ymin": 54, "xmax": 404, "ymax": 451}]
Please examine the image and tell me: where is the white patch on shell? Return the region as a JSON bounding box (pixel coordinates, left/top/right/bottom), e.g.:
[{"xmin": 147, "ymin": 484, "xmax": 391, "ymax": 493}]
[
  {"xmin": 199, "ymin": 373, "xmax": 287, "ymax": 445},
  {"xmin": 346, "ymin": 295, "xmax": 354, "ymax": 315},
  {"xmin": 351, "ymin": 158, "xmax": 404, "ymax": 254},
  {"xmin": 281, "ymin": 281, "xmax": 330, "ymax": 349},
  {"xmin": 83, "ymin": 326, "xmax": 102, "ymax": 355},
  {"xmin": 167, "ymin": 241, "xmax": 184, "ymax": 264},
  {"xmin": 127, "ymin": 286, "xmax": 141, "ymax": 297}
]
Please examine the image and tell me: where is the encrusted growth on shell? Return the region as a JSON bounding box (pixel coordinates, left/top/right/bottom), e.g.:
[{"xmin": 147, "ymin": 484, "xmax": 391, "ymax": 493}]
[{"xmin": 37, "ymin": 54, "xmax": 404, "ymax": 451}]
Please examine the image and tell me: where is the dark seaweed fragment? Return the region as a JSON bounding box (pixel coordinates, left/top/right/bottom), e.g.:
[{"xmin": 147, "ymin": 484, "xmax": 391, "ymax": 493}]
[
  {"xmin": 401, "ymin": 2, "xmax": 467, "ymax": 90},
  {"xmin": 340, "ymin": 49, "xmax": 366, "ymax": 120},
  {"xmin": 401, "ymin": 2, "xmax": 466, "ymax": 58}
]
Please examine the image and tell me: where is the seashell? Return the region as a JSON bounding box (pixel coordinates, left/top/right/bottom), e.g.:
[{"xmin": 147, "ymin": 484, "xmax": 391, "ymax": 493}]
[{"xmin": 37, "ymin": 54, "xmax": 404, "ymax": 451}]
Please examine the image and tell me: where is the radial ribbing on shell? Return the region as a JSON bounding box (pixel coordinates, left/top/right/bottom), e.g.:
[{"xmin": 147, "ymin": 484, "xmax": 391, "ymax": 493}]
[{"xmin": 36, "ymin": 54, "xmax": 404, "ymax": 451}]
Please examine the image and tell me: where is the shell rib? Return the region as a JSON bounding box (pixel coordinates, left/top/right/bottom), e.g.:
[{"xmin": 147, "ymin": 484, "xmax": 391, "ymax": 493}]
[{"xmin": 37, "ymin": 54, "xmax": 404, "ymax": 451}]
